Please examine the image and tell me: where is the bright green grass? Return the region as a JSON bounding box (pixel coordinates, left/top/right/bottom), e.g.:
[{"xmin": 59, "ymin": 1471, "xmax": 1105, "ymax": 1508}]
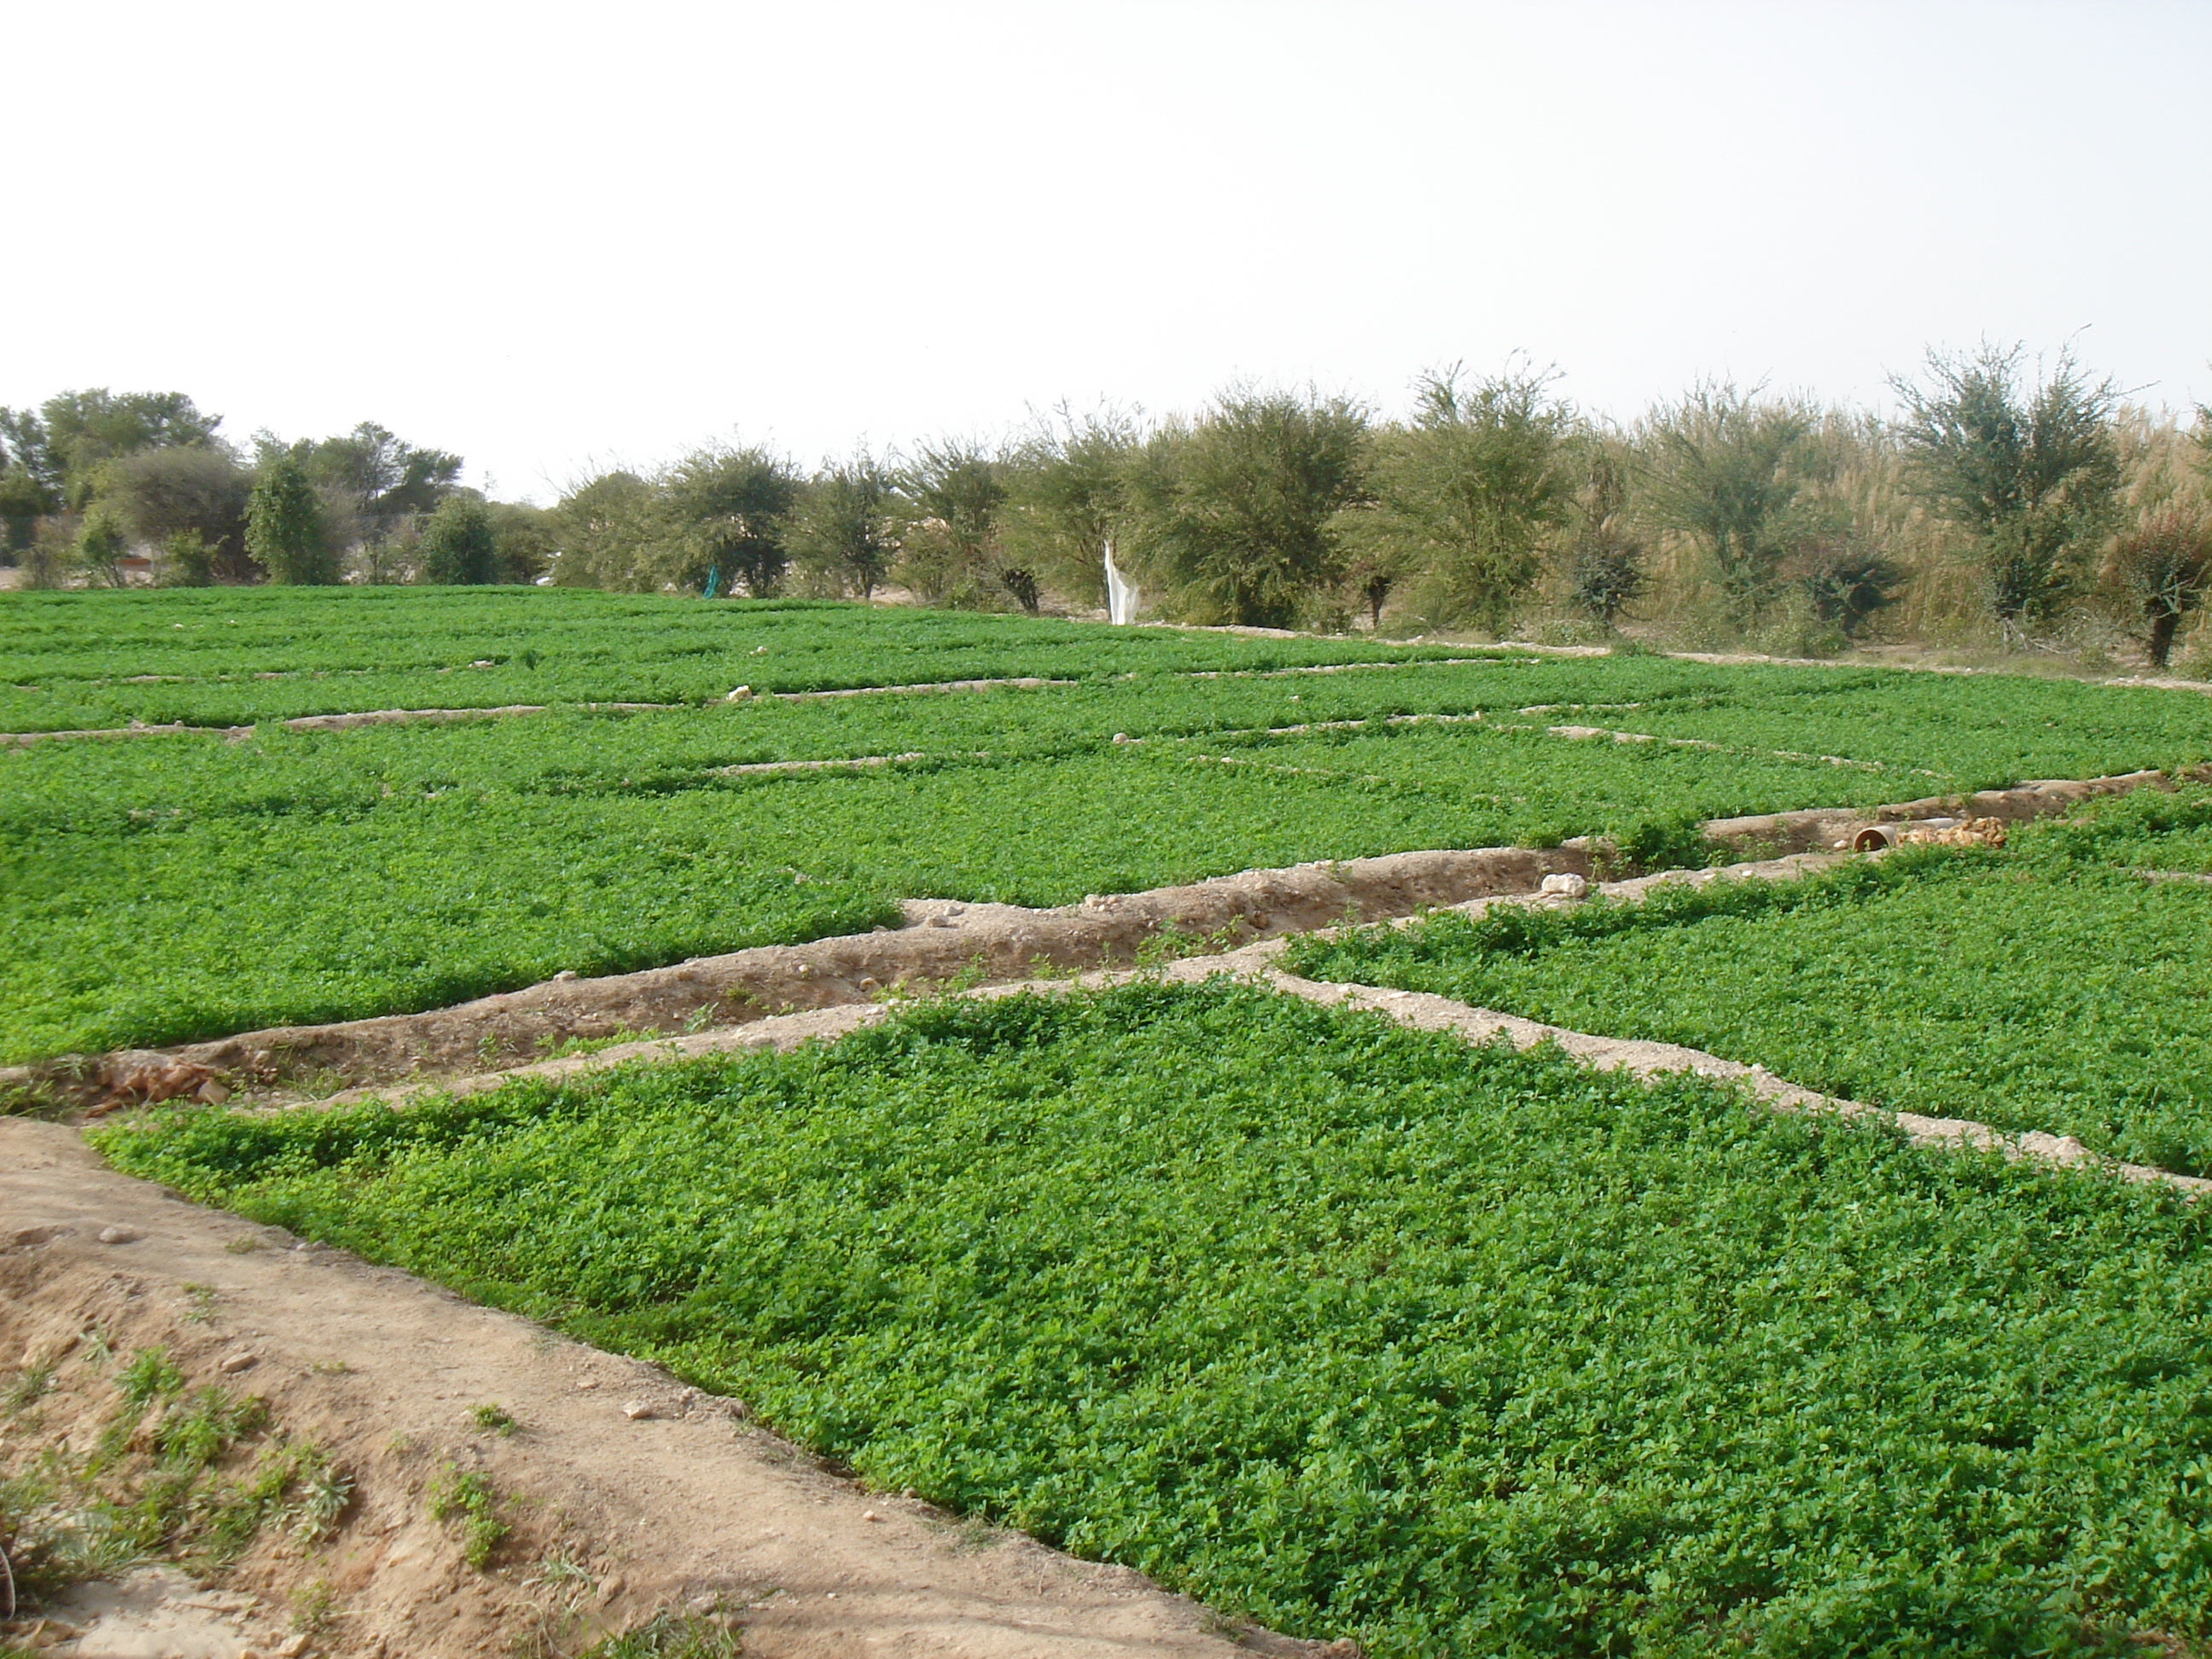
[
  {"xmin": 0, "ymin": 587, "xmax": 1470, "ymax": 728},
  {"xmin": 94, "ymin": 980, "xmax": 2212, "ymax": 1656},
  {"xmin": 1286, "ymin": 786, "xmax": 2212, "ymax": 1175},
  {"xmin": 8, "ymin": 596, "xmax": 2211, "ymax": 1062},
  {"xmin": 0, "ymin": 725, "xmax": 1876, "ymax": 1061}
]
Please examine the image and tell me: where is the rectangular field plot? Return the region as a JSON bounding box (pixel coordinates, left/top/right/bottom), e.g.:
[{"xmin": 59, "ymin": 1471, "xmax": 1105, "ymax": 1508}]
[
  {"xmin": 1289, "ymin": 783, "xmax": 2212, "ymax": 1176},
  {"xmin": 93, "ymin": 980, "xmax": 2212, "ymax": 1657},
  {"xmin": 0, "ymin": 588, "xmax": 1474, "ymax": 730},
  {"xmin": 1504, "ymin": 666, "xmax": 2212, "ymax": 783},
  {"xmin": 0, "ymin": 723, "xmax": 1871, "ymax": 1061}
]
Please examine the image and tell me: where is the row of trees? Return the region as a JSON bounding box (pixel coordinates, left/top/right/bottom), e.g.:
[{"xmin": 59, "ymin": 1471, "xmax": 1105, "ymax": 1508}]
[
  {"xmin": 0, "ymin": 389, "xmax": 550, "ymax": 591},
  {"xmin": 538, "ymin": 344, "xmax": 2209, "ymax": 667},
  {"xmin": 9, "ymin": 347, "xmax": 2209, "ymax": 667}
]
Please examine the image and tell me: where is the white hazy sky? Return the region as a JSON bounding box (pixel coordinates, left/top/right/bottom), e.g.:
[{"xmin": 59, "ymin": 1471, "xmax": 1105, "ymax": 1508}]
[{"xmin": 9, "ymin": 0, "xmax": 2207, "ymax": 503}]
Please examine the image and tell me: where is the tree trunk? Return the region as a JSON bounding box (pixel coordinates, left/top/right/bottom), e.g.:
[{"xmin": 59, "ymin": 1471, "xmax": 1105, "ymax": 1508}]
[
  {"xmin": 1364, "ymin": 581, "xmax": 1386, "ymax": 632},
  {"xmin": 2149, "ymin": 608, "xmax": 2180, "ymax": 669}
]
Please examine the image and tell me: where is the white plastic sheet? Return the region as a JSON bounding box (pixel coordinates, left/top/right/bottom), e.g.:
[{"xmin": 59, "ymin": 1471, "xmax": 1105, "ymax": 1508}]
[{"xmin": 1103, "ymin": 539, "xmax": 1140, "ymax": 626}]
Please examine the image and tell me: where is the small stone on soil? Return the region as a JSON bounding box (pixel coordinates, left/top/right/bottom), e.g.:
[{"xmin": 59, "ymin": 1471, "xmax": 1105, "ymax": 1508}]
[{"xmin": 97, "ymin": 1225, "xmax": 143, "ymax": 1243}]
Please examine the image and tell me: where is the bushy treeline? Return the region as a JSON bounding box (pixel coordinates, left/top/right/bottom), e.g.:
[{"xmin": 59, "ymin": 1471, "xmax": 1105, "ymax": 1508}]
[
  {"xmin": 8, "ymin": 344, "xmax": 2209, "ymax": 667},
  {"xmin": 539, "ymin": 346, "xmax": 2210, "ymax": 667},
  {"xmin": 0, "ymin": 390, "xmax": 551, "ymax": 591}
]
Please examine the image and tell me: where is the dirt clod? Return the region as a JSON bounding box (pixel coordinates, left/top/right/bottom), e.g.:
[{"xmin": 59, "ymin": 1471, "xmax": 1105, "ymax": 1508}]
[{"xmin": 94, "ymin": 1051, "xmax": 223, "ymax": 1113}]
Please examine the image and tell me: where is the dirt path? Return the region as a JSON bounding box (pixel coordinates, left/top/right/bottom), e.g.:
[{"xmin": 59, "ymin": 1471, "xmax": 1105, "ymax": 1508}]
[{"xmin": 1, "ymin": 1121, "xmax": 1334, "ymax": 1659}]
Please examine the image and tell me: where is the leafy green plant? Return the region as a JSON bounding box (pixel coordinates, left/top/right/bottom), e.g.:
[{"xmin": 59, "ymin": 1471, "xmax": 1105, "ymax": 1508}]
[
  {"xmin": 578, "ymin": 1610, "xmax": 742, "ymax": 1659},
  {"xmin": 117, "ymin": 1347, "xmax": 184, "ymax": 1407},
  {"xmin": 427, "ymin": 1465, "xmax": 508, "ymax": 1569},
  {"xmin": 2, "ymin": 1364, "xmax": 51, "ymax": 1413},
  {"xmin": 1291, "ymin": 785, "xmax": 2212, "ymax": 1173},
  {"xmin": 5, "ymin": 592, "xmax": 2209, "ymax": 1064},
  {"xmin": 273, "ymin": 1445, "xmax": 354, "ymax": 1544},
  {"xmin": 1593, "ymin": 810, "xmax": 1714, "ymax": 878},
  {"xmin": 290, "ymin": 1576, "xmax": 337, "ymax": 1635},
  {"xmin": 9, "ymin": 1354, "xmax": 352, "ymax": 1590},
  {"xmin": 153, "ymin": 1387, "xmax": 266, "ymax": 1471},
  {"xmin": 468, "ymin": 1401, "xmax": 518, "ymax": 1435},
  {"xmin": 89, "ymin": 979, "xmax": 2212, "ymax": 1655},
  {"xmin": 0, "ymin": 1469, "xmax": 138, "ymax": 1606}
]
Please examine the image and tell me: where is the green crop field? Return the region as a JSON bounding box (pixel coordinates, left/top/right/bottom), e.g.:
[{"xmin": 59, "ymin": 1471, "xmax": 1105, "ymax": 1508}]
[
  {"xmin": 6, "ymin": 589, "xmax": 2212, "ymax": 1062},
  {"xmin": 95, "ymin": 980, "xmax": 2212, "ymax": 1657},
  {"xmin": 1289, "ymin": 783, "xmax": 2212, "ymax": 1176},
  {"xmin": 0, "ymin": 586, "xmax": 1472, "ymax": 731},
  {"xmin": 28, "ymin": 589, "xmax": 2212, "ymax": 1655}
]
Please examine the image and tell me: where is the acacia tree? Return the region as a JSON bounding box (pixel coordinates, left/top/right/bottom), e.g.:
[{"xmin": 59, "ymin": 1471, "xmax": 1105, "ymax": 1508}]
[
  {"xmin": 1892, "ymin": 342, "xmax": 2122, "ymax": 640},
  {"xmin": 246, "ymin": 451, "xmax": 336, "ymax": 585},
  {"xmin": 1000, "ymin": 405, "xmax": 1144, "ymax": 610},
  {"xmin": 38, "ymin": 389, "xmax": 225, "ymax": 509},
  {"xmin": 1642, "ymin": 383, "xmax": 1830, "ymax": 620},
  {"xmin": 785, "ymin": 452, "xmax": 898, "ymax": 599},
  {"xmin": 1366, "ymin": 364, "xmax": 1576, "ymax": 633},
  {"xmin": 97, "ymin": 445, "xmax": 257, "ymax": 582},
  {"xmin": 1130, "ymin": 387, "xmax": 1370, "ymax": 629},
  {"xmin": 1560, "ymin": 443, "xmax": 1648, "ymax": 627},
  {"xmin": 303, "ymin": 422, "xmax": 463, "ymax": 539},
  {"xmin": 0, "ymin": 409, "xmax": 61, "ymax": 556},
  {"xmin": 659, "ymin": 445, "xmax": 800, "ymax": 596},
  {"xmin": 546, "ymin": 470, "xmax": 663, "ymax": 590},
  {"xmin": 419, "ymin": 493, "xmax": 498, "ymax": 585},
  {"xmin": 896, "ymin": 439, "xmax": 1016, "ymax": 609},
  {"xmin": 2108, "ymin": 509, "xmax": 2212, "ymax": 667}
]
